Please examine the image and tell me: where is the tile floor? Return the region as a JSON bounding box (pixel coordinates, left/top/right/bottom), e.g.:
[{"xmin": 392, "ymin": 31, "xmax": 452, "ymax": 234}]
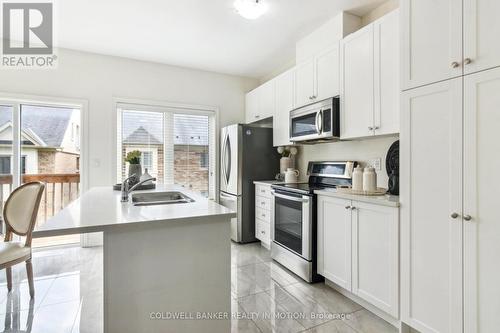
[{"xmin": 0, "ymin": 242, "xmax": 397, "ymax": 333}]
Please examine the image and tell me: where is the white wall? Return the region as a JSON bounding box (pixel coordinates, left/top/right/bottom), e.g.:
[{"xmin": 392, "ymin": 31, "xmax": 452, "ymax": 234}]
[
  {"xmin": 0, "ymin": 48, "xmax": 258, "ymax": 188},
  {"xmin": 296, "ymin": 135, "xmax": 399, "ymax": 188}
]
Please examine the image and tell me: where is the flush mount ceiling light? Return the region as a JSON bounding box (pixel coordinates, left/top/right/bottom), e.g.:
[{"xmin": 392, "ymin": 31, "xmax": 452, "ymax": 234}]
[{"xmin": 234, "ymin": 0, "xmax": 269, "ymax": 20}]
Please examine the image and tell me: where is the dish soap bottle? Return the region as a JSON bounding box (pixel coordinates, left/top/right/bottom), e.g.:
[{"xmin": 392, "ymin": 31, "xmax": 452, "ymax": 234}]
[{"xmin": 140, "ymin": 168, "xmax": 154, "ymax": 185}]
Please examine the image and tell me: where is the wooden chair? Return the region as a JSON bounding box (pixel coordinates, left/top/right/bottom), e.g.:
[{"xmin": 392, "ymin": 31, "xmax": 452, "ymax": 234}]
[{"xmin": 0, "ymin": 182, "xmax": 45, "ymax": 298}]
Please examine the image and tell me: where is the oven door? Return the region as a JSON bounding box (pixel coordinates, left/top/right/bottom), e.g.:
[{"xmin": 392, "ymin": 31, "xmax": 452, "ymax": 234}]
[{"xmin": 270, "ymin": 190, "xmax": 312, "ymax": 261}]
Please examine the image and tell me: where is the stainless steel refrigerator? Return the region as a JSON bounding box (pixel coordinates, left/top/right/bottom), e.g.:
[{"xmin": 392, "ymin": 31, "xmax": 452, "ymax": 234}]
[{"xmin": 219, "ymin": 124, "xmax": 280, "ymax": 243}]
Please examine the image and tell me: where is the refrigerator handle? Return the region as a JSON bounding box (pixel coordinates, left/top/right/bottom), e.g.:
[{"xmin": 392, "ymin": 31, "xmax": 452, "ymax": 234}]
[
  {"xmin": 221, "ymin": 133, "xmax": 228, "ymax": 186},
  {"xmin": 225, "ymin": 134, "xmax": 232, "ymax": 184}
]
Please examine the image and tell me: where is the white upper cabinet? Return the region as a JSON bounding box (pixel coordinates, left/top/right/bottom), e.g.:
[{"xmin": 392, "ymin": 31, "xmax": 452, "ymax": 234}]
[
  {"xmin": 295, "ymin": 43, "xmax": 340, "ymax": 109},
  {"xmin": 463, "ymin": 67, "xmax": 500, "ymax": 333},
  {"xmin": 295, "ymin": 59, "xmax": 316, "ymax": 108},
  {"xmin": 245, "ymin": 80, "xmax": 275, "ymax": 124},
  {"xmin": 273, "ymin": 68, "xmax": 295, "ymax": 147},
  {"xmin": 401, "ymin": 0, "xmax": 462, "ymax": 90},
  {"xmin": 341, "ymin": 10, "xmax": 400, "ymax": 140},
  {"xmin": 374, "ymin": 10, "xmax": 400, "ymax": 136},
  {"xmin": 341, "ymin": 24, "xmax": 375, "ymax": 139},
  {"xmin": 245, "ymin": 89, "xmax": 259, "ymax": 124},
  {"xmin": 315, "ymin": 43, "xmax": 340, "ymax": 101},
  {"xmin": 463, "ymin": 0, "xmax": 500, "ymax": 75},
  {"xmin": 400, "ymin": 78, "xmax": 463, "ymax": 333}
]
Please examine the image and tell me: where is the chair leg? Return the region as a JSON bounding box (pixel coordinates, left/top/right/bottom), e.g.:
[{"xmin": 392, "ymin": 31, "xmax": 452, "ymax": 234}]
[
  {"xmin": 6, "ymin": 267, "xmax": 12, "ymax": 292},
  {"xmin": 26, "ymin": 260, "xmax": 35, "ymax": 298}
]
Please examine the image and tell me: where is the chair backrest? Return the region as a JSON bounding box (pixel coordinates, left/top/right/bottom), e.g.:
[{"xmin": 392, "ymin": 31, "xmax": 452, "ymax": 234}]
[{"xmin": 3, "ymin": 182, "xmax": 45, "ymax": 244}]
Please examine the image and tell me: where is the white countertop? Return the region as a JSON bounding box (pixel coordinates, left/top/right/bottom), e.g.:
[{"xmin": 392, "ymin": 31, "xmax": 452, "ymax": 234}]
[
  {"xmin": 34, "ymin": 185, "xmax": 236, "ymax": 237},
  {"xmin": 315, "ymin": 188, "xmax": 400, "ymax": 207}
]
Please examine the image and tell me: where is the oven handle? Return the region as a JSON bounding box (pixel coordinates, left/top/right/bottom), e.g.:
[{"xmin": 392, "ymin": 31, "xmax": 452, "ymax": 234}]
[
  {"xmin": 271, "ymin": 191, "xmax": 309, "ymax": 203},
  {"xmin": 315, "ymin": 109, "xmax": 323, "ymax": 134}
]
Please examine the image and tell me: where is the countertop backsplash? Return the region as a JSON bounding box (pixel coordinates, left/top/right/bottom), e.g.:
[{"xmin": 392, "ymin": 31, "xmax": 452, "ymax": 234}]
[{"xmin": 295, "ymin": 135, "xmax": 399, "ymax": 189}]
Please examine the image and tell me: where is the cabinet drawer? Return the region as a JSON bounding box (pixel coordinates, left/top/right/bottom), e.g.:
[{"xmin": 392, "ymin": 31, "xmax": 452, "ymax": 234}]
[
  {"xmin": 255, "ymin": 184, "xmax": 272, "ymax": 198},
  {"xmin": 255, "ymin": 206, "xmax": 271, "ymax": 223},
  {"xmin": 256, "ymin": 219, "xmax": 271, "ymax": 244},
  {"xmin": 256, "ymin": 196, "xmax": 271, "ymax": 211}
]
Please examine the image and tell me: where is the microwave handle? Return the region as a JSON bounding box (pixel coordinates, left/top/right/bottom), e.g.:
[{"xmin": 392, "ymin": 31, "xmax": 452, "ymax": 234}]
[{"xmin": 315, "ymin": 110, "xmax": 323, "ymax": 133}]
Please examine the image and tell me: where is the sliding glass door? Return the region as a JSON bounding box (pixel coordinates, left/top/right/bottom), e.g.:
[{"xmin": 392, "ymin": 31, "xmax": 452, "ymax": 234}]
[
  {"xmin": 0, "ymin": 100, "xmax": 83, "ymax": 247},
  {"xmin": 117, "ymin": 103, "xmax": 216, "ymax": 199}
]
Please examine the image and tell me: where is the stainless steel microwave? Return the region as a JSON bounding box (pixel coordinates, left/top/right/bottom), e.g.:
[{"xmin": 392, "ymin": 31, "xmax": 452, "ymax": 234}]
[{"xmin": 289, "ymin": 97, "xmax": 340, "ymax": 143}]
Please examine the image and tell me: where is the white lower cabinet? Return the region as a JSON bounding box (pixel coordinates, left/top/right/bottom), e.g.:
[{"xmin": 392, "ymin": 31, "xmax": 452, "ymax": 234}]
[
  {"xmin": 254, "ymin": 183, "xmax": 272, "ymax": 248},
  {"xmin": 317, "ymin": 195, "xmax": 399, "ymax": 318}
]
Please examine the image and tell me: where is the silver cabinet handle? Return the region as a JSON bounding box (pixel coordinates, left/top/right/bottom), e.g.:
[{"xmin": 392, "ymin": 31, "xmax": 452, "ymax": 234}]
[
  {"xmin": 464, "ymin": 215, "xmax": 472, "ymax": 221},
  {"xmin": 451, "ymin": 61, "xmax": 460, "ymax": 68},
  {"xmin": 345, "ymin": 206, "xmax": 351, "ymax": 210},
  {"xmin": 374, "ymin": 126, "xmax": 380, "ymax": 130},
  {"xmin": 350, "ymin": 206, "xmax": 356, "ymax": 210},
  {"xmin": 368, "ymin": 126, "xmax": 374, "ymax": 131},
  {"xmin": 464, "ymin": 58, "xmax": 472, "ymax": 65},
  {"xmin": 451, "ymin": 212, "xmax": 459, "ymax": 219},
  {"xmin": 255, "ymin": 115, "xmax": 260, "ymax": 119}
]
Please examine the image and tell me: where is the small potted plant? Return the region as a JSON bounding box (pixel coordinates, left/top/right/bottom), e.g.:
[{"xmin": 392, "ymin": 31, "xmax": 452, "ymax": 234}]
[
  {"xmin": 277, "ymin": 146, "xmax": 298, "ymax": 174},
  {"xmin": 125, "ymin": 150, "xmax": 142, "ymax": 181}
]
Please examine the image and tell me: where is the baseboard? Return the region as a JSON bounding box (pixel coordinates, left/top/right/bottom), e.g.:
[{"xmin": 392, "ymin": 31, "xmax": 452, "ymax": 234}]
[{"xmin": 324, "ymin": 278, "xmax": 400, "ymax": 328}]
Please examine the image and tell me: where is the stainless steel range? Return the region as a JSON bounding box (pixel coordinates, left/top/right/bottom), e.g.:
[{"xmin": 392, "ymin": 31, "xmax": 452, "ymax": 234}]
[{"xmin": 270, "ymin": 161, "xmax": 356, "ymax": 283}]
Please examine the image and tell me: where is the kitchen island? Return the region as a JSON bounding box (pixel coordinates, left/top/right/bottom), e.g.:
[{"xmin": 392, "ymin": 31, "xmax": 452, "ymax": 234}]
[{"xmin": 34, "ymin": 186, "xmax": 235, "ymax": 333}]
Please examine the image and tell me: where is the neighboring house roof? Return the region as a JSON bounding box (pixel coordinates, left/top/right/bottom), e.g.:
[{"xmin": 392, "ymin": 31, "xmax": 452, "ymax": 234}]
[
  {"xmin": 123, "ymin": 126, "xmax": 162, "ymax": 145},
  {"xmin": 122, "ymin": 110, "xmax": 209, "ymax": 146},
  {"xmin": 0, "ymin": 105, "xmax": 74, "ymax": 147}
]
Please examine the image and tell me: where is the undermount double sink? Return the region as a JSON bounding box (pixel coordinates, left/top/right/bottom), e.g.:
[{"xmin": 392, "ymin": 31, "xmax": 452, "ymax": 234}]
[{"xmin": 131, "ymin": 191, "xmax": 195, "ymax": 206}]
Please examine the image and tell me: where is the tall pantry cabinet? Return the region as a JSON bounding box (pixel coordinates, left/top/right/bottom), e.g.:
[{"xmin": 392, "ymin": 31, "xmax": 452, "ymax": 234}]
[{"xmin": 401, "ymin": 1, "xmax": 500, "ymax": 333}]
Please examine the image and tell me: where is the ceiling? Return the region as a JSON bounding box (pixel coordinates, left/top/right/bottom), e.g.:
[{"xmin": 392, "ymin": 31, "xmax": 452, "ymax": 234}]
[{"xmin": 54, "ymin": 0, "xmax": 386, "ymax": 78}]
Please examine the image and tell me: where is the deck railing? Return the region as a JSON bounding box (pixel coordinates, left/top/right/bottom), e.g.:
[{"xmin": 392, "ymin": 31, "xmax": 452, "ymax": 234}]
[{"xmin": 0, "ymin": 173, "xmax": 80, "ymax": 226}]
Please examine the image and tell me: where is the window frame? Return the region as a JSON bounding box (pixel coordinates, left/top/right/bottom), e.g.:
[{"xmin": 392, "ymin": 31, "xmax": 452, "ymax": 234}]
[{"xmin": 113, "ymin": 98, "xmax": 219, "ymax": 200}]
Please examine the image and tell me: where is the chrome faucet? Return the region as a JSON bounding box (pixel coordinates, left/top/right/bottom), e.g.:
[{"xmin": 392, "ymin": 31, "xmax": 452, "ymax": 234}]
[{"xmin": 121, "ymin": 174, "xmax": 156, "ymax": 202}]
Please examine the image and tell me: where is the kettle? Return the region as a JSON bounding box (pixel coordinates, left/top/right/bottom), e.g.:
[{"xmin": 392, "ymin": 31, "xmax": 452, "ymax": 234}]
[{"xmin": 284, "ymin": 168, "xmax": 299, "ymax": 183}]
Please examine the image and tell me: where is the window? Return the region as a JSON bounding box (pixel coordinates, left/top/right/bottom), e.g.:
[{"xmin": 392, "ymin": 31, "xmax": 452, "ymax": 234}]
[
  {"xmin": 141, "ymin": 151, "xmax": 153, "ymax": 171},
  {"xmin": 200, "ymin": 152, "xmax": 209, "ymax": 169},
  {"xmin": 117, "ymin": 102, "xmax": 216, "ymax": 199},
  {"xmin": 0, "ymin": 99, "xmax": 84, "ymax": 248},
  {"xmin": 0, "ymin": 156, "xmax": 26, "ymax": 174}
]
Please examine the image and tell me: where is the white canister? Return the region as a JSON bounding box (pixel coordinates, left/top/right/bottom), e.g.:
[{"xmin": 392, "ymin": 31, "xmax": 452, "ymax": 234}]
[
  {"xmin": 363, "ymin": 167, "xmax": 377, "ymax": 192},
  {"xmin": 284, "ymin": 168, "xmax": 299, "ymax": 183},
  {"xmin": 352, "ymin": 166, "xmax": 364, "ymax": 191}
]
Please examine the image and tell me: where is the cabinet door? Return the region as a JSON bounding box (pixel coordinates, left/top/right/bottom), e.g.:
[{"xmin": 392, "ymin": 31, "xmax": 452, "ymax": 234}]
[
  {"xmin": 317, "ymin": 195, "xmax": 352, "ymax": 290},
  {"xmin": 259, "ymin": 80, "xmax": 275, "ymax": 120},
  {"xmin": 273, "ymin": 69, "xmax": 295, "ymax": 147},
  {"xmin": 374, "ymin": 9, "xmax": 400, "ymax": 136},
  {"xmin": 463, "ymin": 67, "xmax": 500, "ymax": 333},
  {"xmin": 400, "ymin": 78, "xmax": 463, "ymax": 333},
  {"xmin": 295, "ymin": 59, "xmax": 315, "ymax": 108},
  {"xmin": 316, "ymin": 44, "xmax": 340, "ymax": 101},
  {"xmin": 245, "ymin": 89, "xmax": 259, "ymax": 124},
  {"xmin": 401, "ymin": 0, "xmax": 462, "ymax": 90},
  {"xmin": 463, "ymin": 0, "xmax": 500, "ymax": 75},
  {"xmin": 351, "ymin": 201, "xmax": 399, "ymax": 317},
  {"xmin": 341, "ymin": 24, "xmax": 374, "ymax": 139}
]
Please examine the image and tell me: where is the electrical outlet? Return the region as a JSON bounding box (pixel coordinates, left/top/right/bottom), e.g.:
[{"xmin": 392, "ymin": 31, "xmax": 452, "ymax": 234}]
[{"xmin": 368, "ymin": 158, "xmax": 382, "ymax": 171}]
